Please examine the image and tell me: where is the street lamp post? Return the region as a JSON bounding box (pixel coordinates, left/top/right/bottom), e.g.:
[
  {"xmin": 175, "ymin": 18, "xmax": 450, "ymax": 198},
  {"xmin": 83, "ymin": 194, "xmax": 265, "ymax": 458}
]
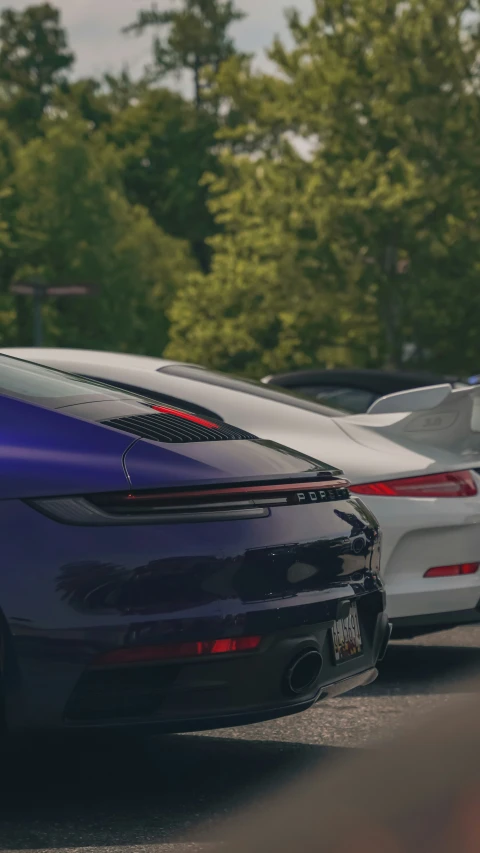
[
  {"xmin": 10, "ymin": 278, "xmax": 95, "ymax": 346},
  {"xmin": 33, "ymin": 278, "xmax": 44, "ymax": 347}
]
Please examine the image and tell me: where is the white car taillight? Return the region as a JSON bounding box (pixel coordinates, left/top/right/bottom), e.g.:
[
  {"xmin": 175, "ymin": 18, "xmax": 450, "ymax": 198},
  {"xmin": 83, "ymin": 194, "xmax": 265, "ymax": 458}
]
[{"xmin": 350, "ymin": 470, "xmax": 477, "ymax": 498}]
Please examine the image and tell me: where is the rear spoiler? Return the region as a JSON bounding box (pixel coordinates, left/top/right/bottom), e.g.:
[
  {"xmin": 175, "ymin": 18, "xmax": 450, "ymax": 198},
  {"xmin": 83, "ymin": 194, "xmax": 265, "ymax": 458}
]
[
  {"xmin": 367, "ymin": 384, "xmax": 456, "ymax": 414},
  {"xmin": 342, "ymin": 384, "xmax": 480, "ymax": 455}
]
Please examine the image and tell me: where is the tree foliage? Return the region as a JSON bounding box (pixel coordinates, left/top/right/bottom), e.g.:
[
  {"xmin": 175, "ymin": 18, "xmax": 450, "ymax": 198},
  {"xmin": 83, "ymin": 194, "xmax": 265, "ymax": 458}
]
[
  {"xmin": 119, "ymin": 0, "xmax": 247, "ymax": 270},
  {"xmin": 0, "ymin": 122, "xmax": 17, "ymax": 343},
  {"xmin": 1, "ymin": 1, "xmax": 480, "ymax": 374},
  {"xmin": 166, "ymin": 151, "xmax": 377, "ymax": 375},
  {"xmin": 124, "ymin": 0, "xmax": 245, "ymax": 107},
  {"xmin": 0, "ymin": 3, "xmax": 74, "ymax": 140},
  {"xmin": 0, "ymin": 4, "xmax": 201, "ymax": 350},
  {"xmin": 108, "ymin": 87, "xmax": 218, "ymax": 271},
  {"xmin": 12, "ymin": 116, "xmax": 196, "ymax": 352},
  {"xmin": 168, "ymin": 0, "xmax": 480, "ymax": 374}
]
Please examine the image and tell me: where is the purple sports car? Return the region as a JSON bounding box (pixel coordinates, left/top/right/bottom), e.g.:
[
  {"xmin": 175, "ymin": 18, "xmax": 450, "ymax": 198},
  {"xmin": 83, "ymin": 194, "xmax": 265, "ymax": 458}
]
[{"xmin": 0, "ymin": 355, "xmax": 389, "ymax": 738}]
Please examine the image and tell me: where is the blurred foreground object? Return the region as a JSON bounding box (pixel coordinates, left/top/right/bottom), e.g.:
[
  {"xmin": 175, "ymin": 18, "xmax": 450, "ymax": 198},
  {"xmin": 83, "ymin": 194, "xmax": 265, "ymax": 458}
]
[{"xmin": 215, "ymin": 684, "xmax": 480, "ymax": 853}]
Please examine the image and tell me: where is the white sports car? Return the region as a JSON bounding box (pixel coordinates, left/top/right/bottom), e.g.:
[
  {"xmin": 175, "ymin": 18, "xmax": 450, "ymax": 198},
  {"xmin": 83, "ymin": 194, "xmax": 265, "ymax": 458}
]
[{"xmin": 5, "ymin": 347, "xmax": 480, "ymax": 638}]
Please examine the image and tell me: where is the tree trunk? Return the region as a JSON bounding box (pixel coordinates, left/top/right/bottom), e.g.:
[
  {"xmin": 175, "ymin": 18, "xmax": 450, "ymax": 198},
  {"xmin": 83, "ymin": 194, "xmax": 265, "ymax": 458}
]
[
  {"xmin": 192, "ymin": 238, "xmax": 212, "ymax": 274},
  {"xmin": 193, "ymin": 55, "xmax": 201, "ymax": 111},
  {"xmin": 14, "ymin": 295, "xmax": 32, "ymax": 345},
  {"xmin": 380, "ymin": 243, "xmax": 403, "ymax": 369}
]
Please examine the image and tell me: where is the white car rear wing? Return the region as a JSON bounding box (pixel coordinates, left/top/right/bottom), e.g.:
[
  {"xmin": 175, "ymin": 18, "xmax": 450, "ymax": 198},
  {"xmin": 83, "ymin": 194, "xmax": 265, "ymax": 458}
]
[
  {"xmin": 342, "ymin": 384, "xmax": 480, "ymax": 456},
  {"xmin": 367, "ymin": 384, "xmax": 454, "ymax": 414}
]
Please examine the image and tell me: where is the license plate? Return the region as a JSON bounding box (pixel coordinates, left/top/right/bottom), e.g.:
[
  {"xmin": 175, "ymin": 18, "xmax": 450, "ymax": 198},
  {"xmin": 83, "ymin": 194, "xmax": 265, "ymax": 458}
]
[{"xmin": 331, "ymin": 602, "xmax": 363, "ymax": 664}]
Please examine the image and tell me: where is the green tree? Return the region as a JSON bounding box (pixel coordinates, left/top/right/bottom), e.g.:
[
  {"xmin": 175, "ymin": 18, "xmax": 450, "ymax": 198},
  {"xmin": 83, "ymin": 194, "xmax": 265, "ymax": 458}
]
[
  {"xmin": 0, "ymin": 122, "xmax": 15, "ymax": 256},
  {"xmin": 0, "ymin": 121, "xmax": 17, "ymax": 344},
  {"xmin": 121, "ymin": 1, "xmax": 248, "ymax": 273},
  {"xmin": 52, "ymin": 70, "xmax": 153, "ymax": 132},
  {"xmin": 123, "ymin": 0, "xmax": 245, "ymax": 109},
  {"xmin": 0, "ymin": 3, "xmax": 74, "ymax": 140},
  {"xmin": 13, "ymin": 116, "xmax": 197, "ymax": 351},
  {"xmin": 53, "ymin": 78, "xmax": 113, "ymax": 131},
  {"xmin": 166, "ymin": 152, "xmax": 375, "ymax": 375},
  {"xmin": 168, "ymin": 0, "xmax": 480, "ymax": 374},
  {"xmin": 108, "ymin": 87, "xmax": 218, "ymax": 271}
]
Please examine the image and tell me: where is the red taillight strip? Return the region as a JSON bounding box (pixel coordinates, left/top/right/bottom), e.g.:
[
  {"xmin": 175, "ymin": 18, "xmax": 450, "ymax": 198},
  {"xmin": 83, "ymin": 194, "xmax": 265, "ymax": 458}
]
[
  {"xmin": 424, "ymin": 563, "xmax": 479, "ymax": 578},
  {"xmin": 350, "ymin": 470, "xmax": 477, "ymax": 498},
  {"xmin": 151, "ymin": 404, "xmax": 220, "ymax": 429},
  {"xmin": 92, "ymin": 636, "xmax": 262, "ymax": 667},
  {"xmin": 123, "ymin": 479, "xmax": 350, "ymax": 502}
]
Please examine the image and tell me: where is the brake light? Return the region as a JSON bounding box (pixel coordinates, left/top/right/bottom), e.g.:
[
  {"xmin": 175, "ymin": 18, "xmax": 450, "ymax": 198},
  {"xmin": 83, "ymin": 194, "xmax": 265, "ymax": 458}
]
[
  {"xmin": 28, "ymin": 477, "xmax": 351, "ymax": 527},
  {"xmin": 120, "ymin": 479, "xmax": 350, "ymax": 503},
  {"xmin": 93, "ymin": 635, "xmax": 262, "ymax": 666},
  {"xmin": 424, "ymin": 563, "xmax": 479, "ymax": 578},
  {"xmin": 151, "ymin": 404, "xmax": 219, "ymax": 429},
  {"xmin": 350, "ymin": 471, "xmax": 477, "ymax": 498}
]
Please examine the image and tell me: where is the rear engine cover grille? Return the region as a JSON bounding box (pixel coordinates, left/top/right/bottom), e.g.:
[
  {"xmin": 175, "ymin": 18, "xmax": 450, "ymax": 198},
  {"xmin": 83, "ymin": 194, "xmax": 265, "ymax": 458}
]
[{"xmin": 101, "ymin": 412, "xmax": 257, "ymax": 444}]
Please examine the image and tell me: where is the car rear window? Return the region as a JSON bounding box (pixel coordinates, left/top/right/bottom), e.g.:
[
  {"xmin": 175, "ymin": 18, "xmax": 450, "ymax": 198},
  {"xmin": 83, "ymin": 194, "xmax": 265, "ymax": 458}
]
[
  {"xmin": 296, "ymin": 384, "xmax": 378, "ymax": 413},
  {"xmin": 160, "ymin": 365, "xmax": 347, "ymax": 417}
]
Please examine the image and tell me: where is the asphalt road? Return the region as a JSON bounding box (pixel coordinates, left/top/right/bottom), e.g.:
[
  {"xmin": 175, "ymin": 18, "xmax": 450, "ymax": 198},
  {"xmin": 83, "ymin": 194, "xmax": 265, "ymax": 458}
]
[{"xmin": 2, "ymin": 625, "xmax": 480, "ymax": 853}]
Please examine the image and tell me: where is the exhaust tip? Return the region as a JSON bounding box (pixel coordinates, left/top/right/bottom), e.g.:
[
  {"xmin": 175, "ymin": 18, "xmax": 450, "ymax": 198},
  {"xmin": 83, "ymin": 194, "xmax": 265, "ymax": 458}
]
[{"xmin": 284, "ymin": 649, "xmax": 323, "ymax": 696}]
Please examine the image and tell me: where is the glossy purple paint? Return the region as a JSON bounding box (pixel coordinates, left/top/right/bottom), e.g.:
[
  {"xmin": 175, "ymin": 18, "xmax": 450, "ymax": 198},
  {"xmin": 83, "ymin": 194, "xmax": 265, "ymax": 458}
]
[
  {"xmin": 2, "ymin": 495, "xmax": 384, "ymax": 732},
  {"xmin": 123, "ymin": 436, "xmax": 326, "ymax": 490},
  {"xmin": 0, "ymin": 395, "xmax": 133, "ymax": 499},
  {"xmin": 0, "ymin": 359, "xmax": 388, "ymax": 736}
]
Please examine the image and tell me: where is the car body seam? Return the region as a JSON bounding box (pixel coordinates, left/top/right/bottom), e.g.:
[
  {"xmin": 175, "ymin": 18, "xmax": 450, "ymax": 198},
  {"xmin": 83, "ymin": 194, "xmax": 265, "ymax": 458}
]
[{"xmin": 121, "ymin": 437, "xmax": 140, "ymax": 487}]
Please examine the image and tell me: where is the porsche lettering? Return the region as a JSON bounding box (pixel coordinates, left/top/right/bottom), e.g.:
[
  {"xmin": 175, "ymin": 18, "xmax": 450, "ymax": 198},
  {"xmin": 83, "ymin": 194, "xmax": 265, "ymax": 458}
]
[{"xmin": 294, "ymin": 487, "xmax": 349, "ymax": 504}]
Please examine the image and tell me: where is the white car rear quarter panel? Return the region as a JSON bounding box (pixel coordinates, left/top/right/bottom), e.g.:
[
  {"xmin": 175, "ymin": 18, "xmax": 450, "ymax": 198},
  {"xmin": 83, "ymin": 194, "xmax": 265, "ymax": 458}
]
[{"xmin": 363, "ymin": 491, "xmax": 480, "ymax": 619}]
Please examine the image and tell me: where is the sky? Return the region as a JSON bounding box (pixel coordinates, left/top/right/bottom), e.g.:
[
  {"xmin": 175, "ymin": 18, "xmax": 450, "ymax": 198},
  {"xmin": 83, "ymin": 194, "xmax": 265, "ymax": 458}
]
[{"xmin": 5, "ymin": 0, "xmax": 314, "ymax": 80}]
